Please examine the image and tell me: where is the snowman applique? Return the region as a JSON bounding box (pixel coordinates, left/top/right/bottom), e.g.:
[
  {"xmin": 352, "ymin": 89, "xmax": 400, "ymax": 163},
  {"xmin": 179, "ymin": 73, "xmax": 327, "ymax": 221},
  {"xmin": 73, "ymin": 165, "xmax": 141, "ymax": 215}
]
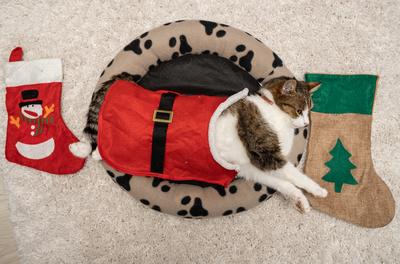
[{"xmin": 10, "ymin": 89, "xmax": 55, "ymax": 160}]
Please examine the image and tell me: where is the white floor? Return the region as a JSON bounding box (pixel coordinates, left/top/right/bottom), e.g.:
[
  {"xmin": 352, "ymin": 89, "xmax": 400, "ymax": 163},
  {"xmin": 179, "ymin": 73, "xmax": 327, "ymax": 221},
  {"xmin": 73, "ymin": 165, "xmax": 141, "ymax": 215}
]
[
  {"xmin": 0, "ymin": 1, "xmax": 399, "ymax": 263},
  {"xmin": 0, "ymin": 175, "xmax": 19, "ymax": 264}
]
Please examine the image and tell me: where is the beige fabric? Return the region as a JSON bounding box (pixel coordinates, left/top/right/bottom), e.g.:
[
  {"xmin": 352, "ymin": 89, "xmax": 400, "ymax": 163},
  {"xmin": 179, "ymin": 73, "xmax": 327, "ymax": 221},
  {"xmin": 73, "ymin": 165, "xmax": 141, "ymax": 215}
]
[
  {"xmin": 97, "ymin": 20, "xmax": 307, "ymax": 218},
  {"xmin": 96, "ymin": 20, "xmax": 293, "ymax": 93},
  {"xmin": 305, "ymin": 112, "xmax": 395, "ymax": 228},
  {"xmin": 102, "ymin": 125, "xmax": 306, "ymax": 218}
]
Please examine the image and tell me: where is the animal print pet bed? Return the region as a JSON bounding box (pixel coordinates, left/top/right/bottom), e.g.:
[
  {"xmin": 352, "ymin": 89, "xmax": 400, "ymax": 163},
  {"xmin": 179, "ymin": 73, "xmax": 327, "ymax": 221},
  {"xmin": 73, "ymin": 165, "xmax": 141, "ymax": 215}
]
[{"xmin": 96, "ymin": 20, "xmax": 308, "ymax": 218}]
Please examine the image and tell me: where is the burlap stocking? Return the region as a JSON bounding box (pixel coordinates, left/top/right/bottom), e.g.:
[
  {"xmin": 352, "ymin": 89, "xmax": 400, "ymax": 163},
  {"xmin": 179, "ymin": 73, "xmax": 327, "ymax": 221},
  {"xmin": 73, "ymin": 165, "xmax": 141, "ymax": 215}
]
[{"xmin": 304, "ymin": 73, "xmax": 395, "ymax": 228}]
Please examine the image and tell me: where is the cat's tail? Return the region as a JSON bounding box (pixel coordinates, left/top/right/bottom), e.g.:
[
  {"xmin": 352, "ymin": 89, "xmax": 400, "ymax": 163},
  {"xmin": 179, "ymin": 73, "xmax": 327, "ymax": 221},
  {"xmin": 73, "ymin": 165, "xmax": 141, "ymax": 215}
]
[
  {"xmin": 70, "ymin": 72, "xmax": 139, "ymax": 160},
  {"xmin": 69, "ymin": 85, "xmax": 103, "ymax": 159},
  {"xmin": 69, "ymin": 99, "xmax": 102, "ymax": 160}
]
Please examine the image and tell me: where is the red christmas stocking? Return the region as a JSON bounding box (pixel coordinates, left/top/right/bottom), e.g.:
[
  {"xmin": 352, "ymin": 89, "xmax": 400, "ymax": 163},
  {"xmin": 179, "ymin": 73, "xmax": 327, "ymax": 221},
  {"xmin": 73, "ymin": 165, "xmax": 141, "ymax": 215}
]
[{"xmin": 5, "ymin": 47, "xmax": 85, "ymax": 174}]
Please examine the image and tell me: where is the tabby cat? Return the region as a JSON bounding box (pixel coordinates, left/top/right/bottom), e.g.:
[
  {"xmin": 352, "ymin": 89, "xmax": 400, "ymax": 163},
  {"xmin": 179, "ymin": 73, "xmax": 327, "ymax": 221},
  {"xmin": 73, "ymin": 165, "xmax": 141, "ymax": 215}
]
[
  {"xmin": 70, "ymin": 75, "xmax": 327, "ymax": 212},
  {"xmin": 214, "ymin": 78, "xmax": 327, "ymax": 212}
]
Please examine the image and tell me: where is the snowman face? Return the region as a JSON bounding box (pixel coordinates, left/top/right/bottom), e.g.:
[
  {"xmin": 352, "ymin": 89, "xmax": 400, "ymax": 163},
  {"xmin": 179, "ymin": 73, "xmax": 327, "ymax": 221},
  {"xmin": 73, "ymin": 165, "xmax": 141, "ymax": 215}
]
[{"xmin": 21, "ymin": 104, "xmax": 43, "ymax": 119}]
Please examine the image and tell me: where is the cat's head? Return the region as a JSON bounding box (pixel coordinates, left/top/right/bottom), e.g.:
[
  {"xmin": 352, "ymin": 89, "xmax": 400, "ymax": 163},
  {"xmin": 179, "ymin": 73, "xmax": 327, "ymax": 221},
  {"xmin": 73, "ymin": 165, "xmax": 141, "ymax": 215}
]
[{"xmin": 260, "ymin": 77, "xmax": 320, "ymax": 128}]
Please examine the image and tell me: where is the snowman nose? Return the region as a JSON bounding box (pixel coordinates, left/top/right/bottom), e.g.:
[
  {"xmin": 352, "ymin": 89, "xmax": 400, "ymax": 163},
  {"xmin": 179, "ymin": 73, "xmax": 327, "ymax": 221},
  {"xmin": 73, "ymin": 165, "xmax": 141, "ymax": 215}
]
[{"xmin": 24, "ymin": 110, "xmax": 38, "ymax": 117}]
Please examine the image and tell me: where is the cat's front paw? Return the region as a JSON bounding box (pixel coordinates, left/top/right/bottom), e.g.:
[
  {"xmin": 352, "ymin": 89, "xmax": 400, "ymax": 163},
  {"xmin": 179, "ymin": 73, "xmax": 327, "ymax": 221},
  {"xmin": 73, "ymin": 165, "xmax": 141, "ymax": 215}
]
[
  {"xmin": 294, "ymin": 196, "xmax": 311, "ymax": 214},
  {"xmin": 313, "ymin": 187, "xmax": 328, "ymax": 198}
]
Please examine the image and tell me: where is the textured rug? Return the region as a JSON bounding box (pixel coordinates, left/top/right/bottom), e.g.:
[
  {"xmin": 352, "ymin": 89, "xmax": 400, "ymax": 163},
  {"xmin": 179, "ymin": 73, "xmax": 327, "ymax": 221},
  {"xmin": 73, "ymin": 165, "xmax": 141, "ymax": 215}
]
[{"xmin": 0, "ymin": 0, "xmax": 399, "ymax": 263}]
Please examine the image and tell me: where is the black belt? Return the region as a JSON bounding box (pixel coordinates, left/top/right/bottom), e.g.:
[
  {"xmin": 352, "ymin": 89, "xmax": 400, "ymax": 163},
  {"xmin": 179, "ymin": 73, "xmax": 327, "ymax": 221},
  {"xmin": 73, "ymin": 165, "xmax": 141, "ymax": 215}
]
[{"xmin": 151, "ymin": 93, "xmax": 176, "ymax": 173}]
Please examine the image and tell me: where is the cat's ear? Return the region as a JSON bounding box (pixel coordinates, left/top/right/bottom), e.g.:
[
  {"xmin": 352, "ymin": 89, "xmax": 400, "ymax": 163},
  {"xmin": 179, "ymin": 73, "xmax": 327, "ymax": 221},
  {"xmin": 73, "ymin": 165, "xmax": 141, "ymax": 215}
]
[
  {"xmin": 282, "ymin": 79, "xmax": 297, "ymax": 95},
  {"xmin": 307, "ymin": 82, "xmax": 321, "ymax": 93}
]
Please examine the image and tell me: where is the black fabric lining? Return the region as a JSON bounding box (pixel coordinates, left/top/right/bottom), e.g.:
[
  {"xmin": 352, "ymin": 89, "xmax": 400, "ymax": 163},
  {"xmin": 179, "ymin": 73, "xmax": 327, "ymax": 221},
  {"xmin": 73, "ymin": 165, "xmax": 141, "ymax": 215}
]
[{"xmin": 139, "ymin": 54, "xmax": 260, "ymax": 96}]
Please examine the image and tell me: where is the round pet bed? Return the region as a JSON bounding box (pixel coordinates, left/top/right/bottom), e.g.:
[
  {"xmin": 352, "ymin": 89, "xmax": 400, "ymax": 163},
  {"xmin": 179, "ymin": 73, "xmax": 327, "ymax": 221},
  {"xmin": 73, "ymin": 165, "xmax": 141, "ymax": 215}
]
[{"xmin": 95, "ymin": 20, "xmax": 308, "ymax": 218}]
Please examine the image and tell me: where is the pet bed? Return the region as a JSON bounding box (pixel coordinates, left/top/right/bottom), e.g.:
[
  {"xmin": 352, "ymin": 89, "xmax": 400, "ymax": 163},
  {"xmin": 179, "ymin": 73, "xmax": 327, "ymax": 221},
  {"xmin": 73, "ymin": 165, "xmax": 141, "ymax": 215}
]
[{"xmin": 95, "ymin": 20, "xmax": 308, "ymax": 218}]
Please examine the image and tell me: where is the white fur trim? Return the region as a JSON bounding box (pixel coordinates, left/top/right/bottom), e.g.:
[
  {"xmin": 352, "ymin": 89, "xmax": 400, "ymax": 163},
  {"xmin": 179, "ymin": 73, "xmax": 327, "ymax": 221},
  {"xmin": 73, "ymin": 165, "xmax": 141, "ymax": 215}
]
[
  {"xmin": 208, "ymin": 88, "xmax": 249, "ymax": 171},
  {"xmin": 5, "ymin": 59, "xmax": 62, "ymax": 87}
]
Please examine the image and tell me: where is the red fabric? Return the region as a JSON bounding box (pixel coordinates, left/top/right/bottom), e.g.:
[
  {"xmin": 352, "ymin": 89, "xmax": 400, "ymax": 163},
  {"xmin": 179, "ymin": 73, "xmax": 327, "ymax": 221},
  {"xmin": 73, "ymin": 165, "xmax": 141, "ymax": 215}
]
[
  {"xmin": 5, "ymin": 82, "xmax": 85, "ymax": 174},
  {"xmin": 9, "ymin": 47, "xmax": 23, "ymax": 62},
  {"xmin": 98, "ymin": 80, "xmax": 236, "ymax": 187}
]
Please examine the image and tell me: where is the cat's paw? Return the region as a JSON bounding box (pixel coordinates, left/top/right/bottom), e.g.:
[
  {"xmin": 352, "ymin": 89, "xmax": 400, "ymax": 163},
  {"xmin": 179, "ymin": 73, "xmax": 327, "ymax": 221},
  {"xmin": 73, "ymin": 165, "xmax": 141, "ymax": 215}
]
[
  {"xmin": 294, "ymin": 196, "xmax": 311, "ymax": 214},
  {"xmin": 69, "ymin": 141, "xmax": 91, "ymax": 158},
  {"xmin": 313, "ymin": 187, "xmax": 328, "ymax": 198}
]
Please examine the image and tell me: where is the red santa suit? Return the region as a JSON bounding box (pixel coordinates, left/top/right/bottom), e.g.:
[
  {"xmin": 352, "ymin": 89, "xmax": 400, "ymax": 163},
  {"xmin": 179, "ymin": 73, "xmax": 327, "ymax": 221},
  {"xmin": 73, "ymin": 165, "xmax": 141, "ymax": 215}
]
[{"xmin": 98, "ymin": 80, "xmax": 248, "ymax": 187}]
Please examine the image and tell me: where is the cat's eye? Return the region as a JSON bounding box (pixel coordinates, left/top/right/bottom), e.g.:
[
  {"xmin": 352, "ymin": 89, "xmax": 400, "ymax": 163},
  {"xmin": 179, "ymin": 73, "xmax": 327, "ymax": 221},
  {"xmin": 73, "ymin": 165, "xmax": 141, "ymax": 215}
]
[{"xmin": 296, "ymin": 109, "xmax": 303, "ymax": 115}]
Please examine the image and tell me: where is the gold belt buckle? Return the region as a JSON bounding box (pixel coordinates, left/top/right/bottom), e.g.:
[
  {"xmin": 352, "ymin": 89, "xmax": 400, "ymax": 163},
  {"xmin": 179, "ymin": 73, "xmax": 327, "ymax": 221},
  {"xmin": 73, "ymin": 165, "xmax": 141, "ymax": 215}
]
[{"xmin": 153, "ymin": 110, "xmax": 173, "ymax": 123}]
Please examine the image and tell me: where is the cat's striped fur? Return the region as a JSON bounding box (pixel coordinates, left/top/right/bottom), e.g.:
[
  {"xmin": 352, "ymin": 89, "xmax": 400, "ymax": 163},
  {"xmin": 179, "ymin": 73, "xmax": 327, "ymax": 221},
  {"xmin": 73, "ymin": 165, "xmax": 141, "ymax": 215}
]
[
  {"xmin": 214, "ymin": 78, "xmax": 327, "ymax": 212},
  {"xmin": 84, "ymin": 72, "xmax": 139, "ymax": 151}
]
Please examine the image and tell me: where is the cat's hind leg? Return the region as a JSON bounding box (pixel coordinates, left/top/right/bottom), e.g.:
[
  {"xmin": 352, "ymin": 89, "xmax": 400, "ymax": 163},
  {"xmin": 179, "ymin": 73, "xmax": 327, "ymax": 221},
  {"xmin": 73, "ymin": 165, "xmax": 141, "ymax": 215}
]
[{"xmin": 239, "ymin": 164, "xmax": 311, "ymax": 213}]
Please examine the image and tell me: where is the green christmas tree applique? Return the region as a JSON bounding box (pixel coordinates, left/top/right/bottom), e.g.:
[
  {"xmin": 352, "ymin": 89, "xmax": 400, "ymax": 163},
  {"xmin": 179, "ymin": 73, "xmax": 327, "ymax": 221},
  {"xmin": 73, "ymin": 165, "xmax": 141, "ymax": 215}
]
[{"xmin": 322, "ymin": 138, "xmax": 358, "ymax": 193}]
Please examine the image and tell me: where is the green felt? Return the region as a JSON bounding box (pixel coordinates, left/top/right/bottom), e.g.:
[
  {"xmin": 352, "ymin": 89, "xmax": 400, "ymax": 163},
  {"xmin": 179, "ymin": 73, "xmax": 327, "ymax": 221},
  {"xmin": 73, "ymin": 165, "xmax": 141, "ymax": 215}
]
[
  {"xmin": 305, "ymin": 74, "xmax": 377, "ymax": 115},
  {"xmin": 322, "ymin": 139, "xmax": 358, "ymax": 193}
]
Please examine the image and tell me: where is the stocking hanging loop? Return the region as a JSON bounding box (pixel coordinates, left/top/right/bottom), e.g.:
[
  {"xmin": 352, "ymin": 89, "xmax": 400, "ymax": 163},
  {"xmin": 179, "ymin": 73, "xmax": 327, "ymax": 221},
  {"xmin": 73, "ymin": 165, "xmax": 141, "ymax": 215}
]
[{"xmin": 9, "ymin": 47, "xmax": 23, "ymax": 62}]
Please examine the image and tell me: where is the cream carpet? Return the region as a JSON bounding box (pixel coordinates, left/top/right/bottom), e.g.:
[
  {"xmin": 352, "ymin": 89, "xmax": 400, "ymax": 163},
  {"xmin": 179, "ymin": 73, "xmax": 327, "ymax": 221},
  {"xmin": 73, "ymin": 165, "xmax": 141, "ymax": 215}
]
[{"xmin": 1, "ymin": 0, "xmax": 399, "ymax": 263}]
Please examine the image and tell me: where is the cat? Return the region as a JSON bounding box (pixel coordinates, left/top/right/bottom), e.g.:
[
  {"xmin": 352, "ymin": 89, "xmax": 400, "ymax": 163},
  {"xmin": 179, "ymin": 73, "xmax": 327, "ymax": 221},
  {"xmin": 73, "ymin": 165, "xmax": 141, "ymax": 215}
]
[
  {"xmin": 214, "ymin": 77, "xmax": 327, "ymax": 213},
  {"xmin": 70, "ymin": 74, "xmax": 327, "ymax": 212}
]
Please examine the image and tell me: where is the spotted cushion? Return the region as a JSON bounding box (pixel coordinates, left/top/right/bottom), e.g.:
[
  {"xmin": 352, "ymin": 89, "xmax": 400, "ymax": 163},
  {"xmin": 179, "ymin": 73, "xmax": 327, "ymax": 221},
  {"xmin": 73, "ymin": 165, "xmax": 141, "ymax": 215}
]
[{"xmin": 95, "ymin": 20, "xmax": 308, "ymax": 218}]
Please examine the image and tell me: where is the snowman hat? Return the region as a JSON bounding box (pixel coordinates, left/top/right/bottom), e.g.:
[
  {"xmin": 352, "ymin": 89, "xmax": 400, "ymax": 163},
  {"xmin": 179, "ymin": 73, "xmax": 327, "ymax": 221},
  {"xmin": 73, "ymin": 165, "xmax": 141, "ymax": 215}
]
[{"xmin": 19, "ymin": 89, "xmax": 42, "ymax": 108}]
